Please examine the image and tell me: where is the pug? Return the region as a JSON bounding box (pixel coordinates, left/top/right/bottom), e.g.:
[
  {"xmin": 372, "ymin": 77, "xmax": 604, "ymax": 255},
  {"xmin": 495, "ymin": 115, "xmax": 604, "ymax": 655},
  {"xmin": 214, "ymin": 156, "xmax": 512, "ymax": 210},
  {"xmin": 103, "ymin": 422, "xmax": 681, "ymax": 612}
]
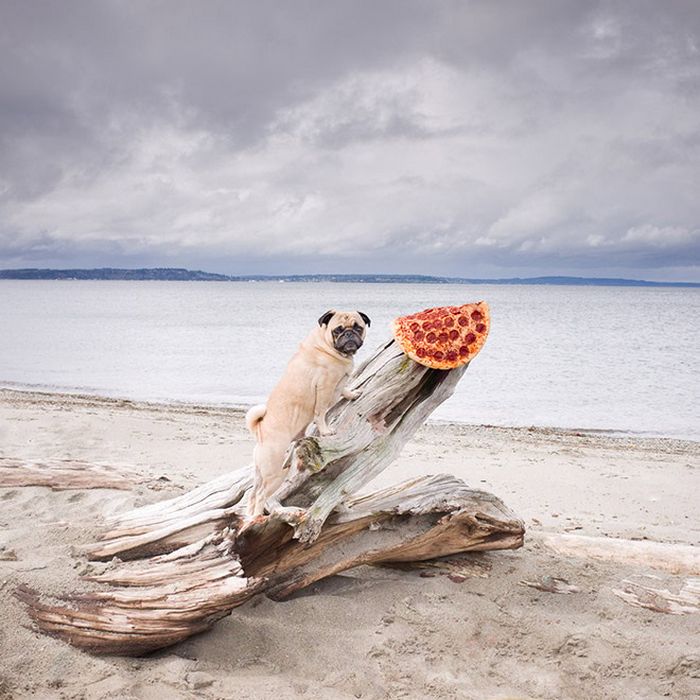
[{"xmin": 246, "ymin": 309, "xmax": 371, "ymax": 516}]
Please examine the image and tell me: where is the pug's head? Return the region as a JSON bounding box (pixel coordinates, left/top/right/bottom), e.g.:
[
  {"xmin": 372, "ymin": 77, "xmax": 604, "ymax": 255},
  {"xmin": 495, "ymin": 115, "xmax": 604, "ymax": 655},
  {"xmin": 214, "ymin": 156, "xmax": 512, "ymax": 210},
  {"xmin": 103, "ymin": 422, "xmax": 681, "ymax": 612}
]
[{"xmin": 318, "ymin": 309, "xmax": 371, "ymax": 356}]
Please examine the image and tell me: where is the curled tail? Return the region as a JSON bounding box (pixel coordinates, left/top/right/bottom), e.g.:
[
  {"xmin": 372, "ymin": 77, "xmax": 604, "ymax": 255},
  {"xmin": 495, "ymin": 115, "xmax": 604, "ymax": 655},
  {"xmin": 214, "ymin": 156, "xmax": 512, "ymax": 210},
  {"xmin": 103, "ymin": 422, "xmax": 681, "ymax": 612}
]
[{"xmin": 245, "ymin": 404, "xmax": 267, "ymax": 443}]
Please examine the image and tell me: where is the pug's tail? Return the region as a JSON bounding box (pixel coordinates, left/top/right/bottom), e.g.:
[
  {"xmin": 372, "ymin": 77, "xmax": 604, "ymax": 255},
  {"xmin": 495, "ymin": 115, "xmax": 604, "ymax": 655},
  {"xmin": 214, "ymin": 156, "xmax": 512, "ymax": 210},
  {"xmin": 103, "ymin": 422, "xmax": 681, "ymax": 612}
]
[{"xmin": 245, "ymin": 404, "xmax": 267, "ymax": 442}]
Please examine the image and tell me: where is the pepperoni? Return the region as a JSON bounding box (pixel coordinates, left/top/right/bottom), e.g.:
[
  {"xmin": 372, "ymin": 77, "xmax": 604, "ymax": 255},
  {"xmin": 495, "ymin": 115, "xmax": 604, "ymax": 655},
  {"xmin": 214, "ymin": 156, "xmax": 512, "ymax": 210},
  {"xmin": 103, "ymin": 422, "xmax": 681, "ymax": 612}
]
[
  {"xmin": 416, "ymin": 347, "xmax": 427, "ymax": 358},
  {"xmin": 438, "ymin": 332, "xmax": 448, "ymax": 343},
  {"xmin": 458, "ymin": 345, "xmax": 469, "ymax": 356},
  {"xmin": 414, "ymin": 330, "xmax": 424, "ymax": 341},
  {"xmin": 449, "ymin": 306, "xmax": 461, "ymax": 314},
  {"xmin": 449, "ymin": 329, "xmax": 459, "ymax": 340},
  {"xmin": 464, "ymin": 332, "xmax": 476, "ymax": 344},
  {"xmin": 458, "ymin": 316, "xmax": 468, "ymax": 327},
  {"xmin": 476, "ymin": 323, "xmax": 486, "ymax": 333},
  {"xmin": 433, "ymin": 351, "xmax": 444, "ymax": 361},
  {"xmin": 410, "ymin": 322, "xmax": 420, "ymax": 332},
  {"xmin": 443, "ymin": 316, "xmax": 454, "ymax": 327},
  {"xmin": 422, "ymin": 321, "xmax": 432, "ymax": 330},
  {"xmin": 446, "ymin": 350, "xmax": 457, "ymax": 362},
  {"xmin": 432, "ymin": 318, "xmax": 442, "ymax": 329},
  {"xmin": 471, "ymin": 310, "xmax": 483, "ymax": 321},
  {"xmin": 426, "ymin": 332, "xmax": 437, "ymax": 343}
]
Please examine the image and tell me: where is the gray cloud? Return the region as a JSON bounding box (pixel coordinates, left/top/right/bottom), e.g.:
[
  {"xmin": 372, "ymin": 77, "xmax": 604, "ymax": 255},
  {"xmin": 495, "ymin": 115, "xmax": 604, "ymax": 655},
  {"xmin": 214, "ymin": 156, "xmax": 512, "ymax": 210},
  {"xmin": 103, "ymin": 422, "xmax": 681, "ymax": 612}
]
[{"xmin": 0, "ymin": 0, "xmax": 699, "ymax": 280}]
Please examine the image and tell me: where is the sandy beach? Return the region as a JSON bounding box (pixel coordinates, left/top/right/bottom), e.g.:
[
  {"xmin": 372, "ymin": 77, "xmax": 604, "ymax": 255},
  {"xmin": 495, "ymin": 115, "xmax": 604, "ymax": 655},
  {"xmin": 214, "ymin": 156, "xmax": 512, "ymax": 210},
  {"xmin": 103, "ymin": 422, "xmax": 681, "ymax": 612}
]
[{"xmin": 0, "ymin": 387, "xmax": 698, "ymax": 700}]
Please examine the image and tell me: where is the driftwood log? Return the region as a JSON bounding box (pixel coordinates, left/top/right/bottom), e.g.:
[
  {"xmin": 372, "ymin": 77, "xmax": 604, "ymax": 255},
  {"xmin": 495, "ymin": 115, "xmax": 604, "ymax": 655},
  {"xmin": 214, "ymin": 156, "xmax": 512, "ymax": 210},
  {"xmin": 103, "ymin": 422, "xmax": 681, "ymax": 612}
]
[
  {"xmin": 19, "ymin": 337, "xmax": 526, "ymax": 655},
  {"xmin": 0, "ymin": 457, "xmax": 145, "ymax": 491},
  {"xmin": 533, "ymin": 532, "xmax": 700, "ymax": 576},
  {"xmin": 19, "ymin": 475, "xmax": 523, "ymax": 655}
]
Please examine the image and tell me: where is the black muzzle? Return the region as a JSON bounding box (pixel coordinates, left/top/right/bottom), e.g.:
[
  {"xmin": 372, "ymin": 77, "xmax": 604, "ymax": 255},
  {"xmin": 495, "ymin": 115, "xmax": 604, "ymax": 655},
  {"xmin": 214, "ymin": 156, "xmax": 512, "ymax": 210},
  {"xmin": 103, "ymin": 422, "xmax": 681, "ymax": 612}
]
[{"xmin": 335, "ymin": 329, "xmax": 363, "ymax": 355}]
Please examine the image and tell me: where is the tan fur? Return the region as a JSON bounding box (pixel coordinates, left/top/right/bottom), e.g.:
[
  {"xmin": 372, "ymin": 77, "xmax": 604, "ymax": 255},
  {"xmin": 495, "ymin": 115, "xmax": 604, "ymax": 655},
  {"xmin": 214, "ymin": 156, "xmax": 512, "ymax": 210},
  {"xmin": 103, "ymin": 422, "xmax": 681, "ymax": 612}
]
[
  {"xmin": 246, "ymin": 310, "xmax": 368, "ymax": 516},
  {"xmin": 245, "ymin": 404, "xmax": 266, "ymax": 443}
]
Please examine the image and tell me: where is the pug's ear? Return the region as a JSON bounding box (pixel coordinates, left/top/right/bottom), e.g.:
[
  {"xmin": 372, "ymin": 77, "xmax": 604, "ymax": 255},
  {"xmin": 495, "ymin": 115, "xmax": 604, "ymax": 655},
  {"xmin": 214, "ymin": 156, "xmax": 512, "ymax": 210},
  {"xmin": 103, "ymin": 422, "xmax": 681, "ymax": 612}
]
[
  {"xmin": 358, "ymin": 311, "xmax": 371, "ymax": 327},
  {"xmin": 318, "ymin": 310, "xmax": 336, "ymax": 327}
]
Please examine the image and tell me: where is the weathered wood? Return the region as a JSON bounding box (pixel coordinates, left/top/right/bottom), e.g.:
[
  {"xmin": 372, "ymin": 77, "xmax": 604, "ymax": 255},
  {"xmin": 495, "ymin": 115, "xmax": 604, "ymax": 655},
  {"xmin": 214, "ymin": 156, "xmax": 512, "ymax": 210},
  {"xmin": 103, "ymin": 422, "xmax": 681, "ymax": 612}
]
[
  {"xmin": 19, "ymin": 474, "xmax": 524, "ymax": 655},
  {"xmin": 17, "ymin": 546, "xmax": 266, "ymax": 656},
  {"xmin": 85, "ymin": 467, "xmax": 252, "ymax": 560},
  {"xmin": 612, "ymin": 577, "xmax": 700, "ymax": 615},
  {"xmin": 533, "ymin": 532, "xmax": 700, "ymax": 576},
  {"xmin": 0, "ymin": 457, "xmax": 144, "ymax": 490},
  {"xmin": 250, "ymin": 475, "xmax": 524, "ymax": 601},
  {"xmin": 519, "ymin": 576, "xmax": 581, "ymax": 594}
]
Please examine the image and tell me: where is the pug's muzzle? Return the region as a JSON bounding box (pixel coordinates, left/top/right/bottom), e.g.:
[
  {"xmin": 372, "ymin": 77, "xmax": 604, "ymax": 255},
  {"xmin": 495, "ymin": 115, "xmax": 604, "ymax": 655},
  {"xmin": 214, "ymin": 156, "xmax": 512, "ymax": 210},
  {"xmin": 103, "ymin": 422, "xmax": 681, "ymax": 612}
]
[{"xmin": 334, "ymin": 328, "xmax": 364, "ymax": 355}]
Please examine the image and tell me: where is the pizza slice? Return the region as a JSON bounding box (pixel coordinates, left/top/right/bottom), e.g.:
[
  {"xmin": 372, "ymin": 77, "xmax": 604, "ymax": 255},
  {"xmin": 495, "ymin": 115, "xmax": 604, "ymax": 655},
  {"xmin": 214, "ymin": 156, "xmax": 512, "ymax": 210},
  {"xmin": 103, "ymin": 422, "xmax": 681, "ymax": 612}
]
[{"xmin": 392, "ymin": 301, "xmax": 490, "ymax": 370}]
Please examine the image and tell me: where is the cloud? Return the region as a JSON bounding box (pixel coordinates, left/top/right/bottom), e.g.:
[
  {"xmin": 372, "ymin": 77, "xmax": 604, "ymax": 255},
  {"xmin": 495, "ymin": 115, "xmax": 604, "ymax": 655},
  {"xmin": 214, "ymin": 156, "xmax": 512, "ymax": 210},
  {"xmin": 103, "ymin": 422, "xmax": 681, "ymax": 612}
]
[
  {"xmin": 622, "ymin": 225, "xmax": 697, "ymax": 247},
  {"xmin": 0, "ymin": 1, "xmax": 699, "ymax": 280}
]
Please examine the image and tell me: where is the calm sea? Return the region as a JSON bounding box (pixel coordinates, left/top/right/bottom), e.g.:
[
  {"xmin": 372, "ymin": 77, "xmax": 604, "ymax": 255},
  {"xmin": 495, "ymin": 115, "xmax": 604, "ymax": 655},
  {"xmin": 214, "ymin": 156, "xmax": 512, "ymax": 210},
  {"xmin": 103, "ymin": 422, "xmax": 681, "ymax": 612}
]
[{"xmin": 0, "ymin": 281, "xmax": 698, "ymax": 440}]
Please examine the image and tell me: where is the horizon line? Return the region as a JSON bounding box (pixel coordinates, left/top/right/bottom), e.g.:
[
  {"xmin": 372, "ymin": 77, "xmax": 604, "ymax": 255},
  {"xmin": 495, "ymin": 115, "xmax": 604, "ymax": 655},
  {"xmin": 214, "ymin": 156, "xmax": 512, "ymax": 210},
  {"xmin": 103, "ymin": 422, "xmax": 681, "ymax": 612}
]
[{"xmin": 0, "ymin": 267, "xmax": 698, "ymax": 287}]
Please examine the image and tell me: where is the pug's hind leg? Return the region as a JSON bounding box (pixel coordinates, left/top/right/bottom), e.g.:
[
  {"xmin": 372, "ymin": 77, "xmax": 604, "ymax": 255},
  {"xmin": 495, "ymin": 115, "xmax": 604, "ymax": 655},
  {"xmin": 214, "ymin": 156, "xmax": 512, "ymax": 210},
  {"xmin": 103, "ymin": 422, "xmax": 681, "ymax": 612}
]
[
  {"xmin": 265, "ymin": 446, "xmax": 308, "ymax": 525},
  {"xmin": 248, "ymin": 440, "xmax": 289, "ymax": 515},
  {"xmin": 246, "ymin": 471, "xmax": 265, "ymax": 517}
]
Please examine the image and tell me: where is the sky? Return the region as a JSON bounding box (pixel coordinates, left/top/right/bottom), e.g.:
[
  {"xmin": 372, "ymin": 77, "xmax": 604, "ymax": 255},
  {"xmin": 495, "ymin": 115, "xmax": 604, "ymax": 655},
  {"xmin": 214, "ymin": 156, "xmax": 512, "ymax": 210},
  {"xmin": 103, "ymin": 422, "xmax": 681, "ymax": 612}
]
[{"xmin": 1, "ymin": 1, "xmax": 699, "ymax": 281}]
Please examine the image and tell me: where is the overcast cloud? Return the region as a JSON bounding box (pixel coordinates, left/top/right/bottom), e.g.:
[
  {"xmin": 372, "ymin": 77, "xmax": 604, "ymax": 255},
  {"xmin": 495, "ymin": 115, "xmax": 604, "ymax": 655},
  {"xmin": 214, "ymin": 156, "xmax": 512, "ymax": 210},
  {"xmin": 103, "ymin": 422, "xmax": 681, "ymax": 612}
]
[{"xmin": 1, "ymin": 0, "xmax": 699, "ymax": 280}]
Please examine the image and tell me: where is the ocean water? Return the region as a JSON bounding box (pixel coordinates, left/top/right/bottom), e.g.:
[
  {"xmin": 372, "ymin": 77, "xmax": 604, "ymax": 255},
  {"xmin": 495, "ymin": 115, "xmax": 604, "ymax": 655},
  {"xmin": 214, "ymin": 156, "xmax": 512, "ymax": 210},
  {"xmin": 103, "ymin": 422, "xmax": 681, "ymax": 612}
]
[{"xmin": 0, "ymin": 280, "xmax": 698, "ymax": 440}]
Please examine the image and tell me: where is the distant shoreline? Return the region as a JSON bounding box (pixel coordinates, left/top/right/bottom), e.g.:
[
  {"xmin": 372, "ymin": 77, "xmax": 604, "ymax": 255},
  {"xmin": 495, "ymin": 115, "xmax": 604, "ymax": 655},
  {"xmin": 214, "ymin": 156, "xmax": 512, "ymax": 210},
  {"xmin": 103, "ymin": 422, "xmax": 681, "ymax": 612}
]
[
  {"xmin": 1, "ymin": 267, "xmax": 698, "ymax": 287},
  {"xmin": 1, "ymin": 384, "xmax": 696, "ymax": 444}
]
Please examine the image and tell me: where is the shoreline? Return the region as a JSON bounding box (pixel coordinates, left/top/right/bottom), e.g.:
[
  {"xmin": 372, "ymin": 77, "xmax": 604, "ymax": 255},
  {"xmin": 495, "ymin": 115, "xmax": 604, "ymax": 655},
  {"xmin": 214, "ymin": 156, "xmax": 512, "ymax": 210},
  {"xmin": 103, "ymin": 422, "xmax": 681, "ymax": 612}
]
[
  {"xmin": 1, "ymin": 384, "xmax": 696, "ymax": 446},
  {"xmin": 2, "ymin": 383, "xmax": 698, "ymax": 546}
]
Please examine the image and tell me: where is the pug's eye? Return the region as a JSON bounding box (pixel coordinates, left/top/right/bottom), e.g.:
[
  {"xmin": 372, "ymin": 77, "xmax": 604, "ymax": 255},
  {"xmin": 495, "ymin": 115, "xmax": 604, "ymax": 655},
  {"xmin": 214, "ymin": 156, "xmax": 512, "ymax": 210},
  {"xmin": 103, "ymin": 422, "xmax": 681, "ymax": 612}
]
[
  {"xmin": 332, "ymin": 327, "xmax": 344, "ymax": 335},
  {"xmin": 353, "ymin": 324, "xmax": 362, "ymax": 331}
]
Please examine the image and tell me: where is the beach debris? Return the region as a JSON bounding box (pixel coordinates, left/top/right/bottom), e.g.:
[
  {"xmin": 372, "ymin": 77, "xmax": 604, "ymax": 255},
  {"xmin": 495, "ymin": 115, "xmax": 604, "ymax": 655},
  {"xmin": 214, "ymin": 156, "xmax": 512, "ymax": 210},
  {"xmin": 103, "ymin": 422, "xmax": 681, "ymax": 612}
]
[
  {"xmin": 519, "ymin": 576, "xmax": 581, "ymax": 594},
  {"xmin": 186, "ymin": 671, "xmax": 215, "ymax": 690},
  {"xmin": 0, "ymin": 547, "xmax": 18, "ymax": 561},
  {"xmin": 0, "ymin": 457, "xmax": 144, "ymax": 491},
  {"xmin": 612, "ymin": 576, "xmax": 700, "ymax": 615},
  {"xmin": 146, "ymin": 474, "xmax": 178, "ymax": 491},
  {"xmin": 532, "ymin": 532, "xmax": 700, "ymax": 576}
]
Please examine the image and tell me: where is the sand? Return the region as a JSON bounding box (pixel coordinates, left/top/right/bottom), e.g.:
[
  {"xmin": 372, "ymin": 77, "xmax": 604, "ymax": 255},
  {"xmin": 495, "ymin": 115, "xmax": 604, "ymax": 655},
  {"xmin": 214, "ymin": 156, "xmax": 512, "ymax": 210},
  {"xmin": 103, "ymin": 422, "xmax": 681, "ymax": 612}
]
[{"xmin": 0, "ymin": 388, "xmax": 698, "ymax": 699}]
